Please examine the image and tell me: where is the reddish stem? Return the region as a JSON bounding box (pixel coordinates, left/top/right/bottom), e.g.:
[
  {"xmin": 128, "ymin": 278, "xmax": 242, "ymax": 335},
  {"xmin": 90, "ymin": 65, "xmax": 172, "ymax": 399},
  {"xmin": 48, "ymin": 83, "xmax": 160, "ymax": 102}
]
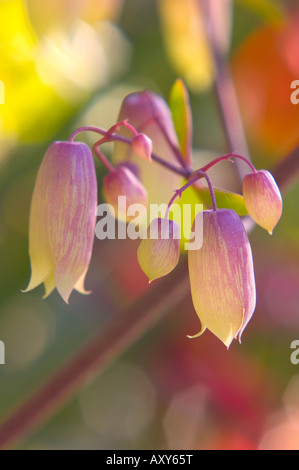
[
  {"xmin": 0, "ymin": 264, "xmax": 191, "ymax": 450},
  {"xmin": 200, "ymin": 152, "xmax": 257, "ymax": 174},
  {"xmin": 92, "ymin": 140, "xmax": 115, "ymax": 173},
  {"xmin": 69, "ymin": 125, "xmax": 192, "ymax": 178},
  {"xmin": 166, "ymin": 170, "xmax": 217, "ymax": 218},
  {"xmin": 106, "ymin": 120, "xmax": 139, "ymax": 137}
]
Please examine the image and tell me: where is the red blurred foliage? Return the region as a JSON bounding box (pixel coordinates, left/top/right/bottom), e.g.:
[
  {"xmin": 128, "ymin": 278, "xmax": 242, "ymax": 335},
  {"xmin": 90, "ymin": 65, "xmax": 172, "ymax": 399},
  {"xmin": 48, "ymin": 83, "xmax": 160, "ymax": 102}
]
[
  {"xmin": 232, "ymin": 14, "xmax": 299, "ymax": 160},
  {"xmin": 205, "ymin": 431, "xmax": 257, "ymax": 450},
  {"xmin": 148, "ymin": 319, "xmax": 276, "ymax": 445}
]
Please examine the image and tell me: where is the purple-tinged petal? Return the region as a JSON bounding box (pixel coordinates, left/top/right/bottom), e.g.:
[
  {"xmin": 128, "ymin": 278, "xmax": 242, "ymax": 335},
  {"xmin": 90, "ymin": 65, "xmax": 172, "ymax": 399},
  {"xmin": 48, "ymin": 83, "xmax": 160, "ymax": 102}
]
[
  {"xmin": 188, "ymin": 209, "xmax": 256, "ymax": 348},
  {"xmin": 25, "ymin": 140, "xmax": 97, "ymax": 303},
  {"xmin": 243, "ymin": 170, "xmax": 283, "ymax": 234},
  {"xmin": 44, "ymin": 141, "xmax": 97, "ymax": 303}
]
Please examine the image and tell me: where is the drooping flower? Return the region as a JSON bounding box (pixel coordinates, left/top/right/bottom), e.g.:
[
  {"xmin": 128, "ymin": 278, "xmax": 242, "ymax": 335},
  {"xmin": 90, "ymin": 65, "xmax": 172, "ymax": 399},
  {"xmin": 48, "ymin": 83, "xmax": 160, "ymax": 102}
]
[
  {"xmin": 137, "ymin": 218, "xmax": 180, "ymax": 283},
  {"xmin": 243, "ymin": 170, "xmax": 283, "ymax": 234},
  {"xmin": 23, "ymin": 141, "xmax": 97, "ymax": 303},
  {"xmin": 103, "ymin": 165, "xmax": 148, "ymax": 222},
  {"xmin": 188, "ymin": 209, "xmax": 256, "ymax": 348}
]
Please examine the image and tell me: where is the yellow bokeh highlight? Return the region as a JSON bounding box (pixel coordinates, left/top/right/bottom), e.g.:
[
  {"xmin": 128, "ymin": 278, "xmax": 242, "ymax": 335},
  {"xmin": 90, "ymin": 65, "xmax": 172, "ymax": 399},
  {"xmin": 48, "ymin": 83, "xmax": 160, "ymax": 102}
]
[{"xmin": 158, "ymin": 0, "xmax": 214, "ymax": 92}]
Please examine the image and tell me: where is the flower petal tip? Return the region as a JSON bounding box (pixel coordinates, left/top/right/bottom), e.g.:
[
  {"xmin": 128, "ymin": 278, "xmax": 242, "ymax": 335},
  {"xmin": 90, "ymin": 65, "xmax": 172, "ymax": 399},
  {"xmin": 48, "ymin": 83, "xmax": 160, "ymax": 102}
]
[{"xmin": 187, "ymin": 326, "xmax": 206, "ymax": 340}]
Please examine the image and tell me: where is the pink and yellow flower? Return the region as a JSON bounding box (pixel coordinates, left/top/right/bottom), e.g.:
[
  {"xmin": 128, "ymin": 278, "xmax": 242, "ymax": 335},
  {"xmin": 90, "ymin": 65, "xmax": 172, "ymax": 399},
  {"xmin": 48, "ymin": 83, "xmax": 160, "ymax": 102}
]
[
  {"xmin": 24, "ymin": 141, "xmax": 97, "ymax": 303},
  {"xmin": 137, "ymin": 218, "xmax": 180, "ymax": 283},
  {"xmin": 243, "ymin": 170, "xmax": 283, "ymax": 234},
  {"xmin": 188, "ymin": 209, "xmax": 256, "ymax": 348}
]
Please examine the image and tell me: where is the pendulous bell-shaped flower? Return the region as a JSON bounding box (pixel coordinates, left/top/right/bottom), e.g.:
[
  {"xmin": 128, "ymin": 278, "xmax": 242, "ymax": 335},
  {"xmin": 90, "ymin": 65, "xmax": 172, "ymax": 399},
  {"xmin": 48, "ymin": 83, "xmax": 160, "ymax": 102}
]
[
  {"xmin": 103, "ymin": 165, "xmax": 148, "ymax": 222},
  {"xmin": 188, "ymin": 209, "xmax": 256, "ymax": 349},
  {"xmin": 243, "ymin": 170, "xmax": 283, "ymax": 234},
  {"xmin": 23, "ymin": 141, "xmax": 98, "ymax": 303},
  {"xmin": 137, "ymin": 218, "xmax": 180, "ymax": 283}
]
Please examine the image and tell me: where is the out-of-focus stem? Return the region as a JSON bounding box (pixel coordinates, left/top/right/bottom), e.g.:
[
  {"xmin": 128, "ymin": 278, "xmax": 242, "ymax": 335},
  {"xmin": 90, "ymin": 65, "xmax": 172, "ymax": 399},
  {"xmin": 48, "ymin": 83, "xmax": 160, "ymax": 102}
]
[
  {"xmin": 166, "ymin": 170, "xmax": 217, "ymax": 218},
  {"xmin": 0, "ymin": 265, "xmax": 190, "ymax": 450},
  {"xmin": 198, "ymin": 0, "xmax": 252, "ymax": 182},
  {"xmin": 69, "ymin": 126, "xmax": 191, "ymax": 178},
  {"xmin": 200, "ymin": 152, "xmax": 257, "ymax": 174},
  {"xmin": 92, "ymin": 140, "xmax": 115, "ymax": 173},
  {"xmin": 272, "ymin": 145, "xmax": 299, "ymax": 192}
]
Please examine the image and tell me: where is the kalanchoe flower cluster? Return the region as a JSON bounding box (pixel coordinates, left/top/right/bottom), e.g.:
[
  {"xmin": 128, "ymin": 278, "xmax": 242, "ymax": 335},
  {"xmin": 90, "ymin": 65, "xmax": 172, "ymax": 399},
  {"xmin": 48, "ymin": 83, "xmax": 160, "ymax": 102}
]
[{"xmin": 24, "ymin": 83, "xmax": 283, "ymax": 348}]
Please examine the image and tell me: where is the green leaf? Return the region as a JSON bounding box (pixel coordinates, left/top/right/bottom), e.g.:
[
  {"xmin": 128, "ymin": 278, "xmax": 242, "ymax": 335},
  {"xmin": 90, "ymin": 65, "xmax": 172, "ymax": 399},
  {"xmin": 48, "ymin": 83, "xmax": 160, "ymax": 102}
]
[
  {"xmin": 169, "ymin": 79, "xmax": 193, "ymax": 165},
  {"xmin": 236, "ymin": 0, "xmax": 285, "ymax": 24},
  {"xmin": 198, "ymin": 186, "xmax": 248, "ymax": 216},
  {"xmin": 168, "ymin": 180, "xmax": 248, "ymax": 252},
  {"xmin": 168, "ymin": 181, "xmax": 203, "ymax": 252}
]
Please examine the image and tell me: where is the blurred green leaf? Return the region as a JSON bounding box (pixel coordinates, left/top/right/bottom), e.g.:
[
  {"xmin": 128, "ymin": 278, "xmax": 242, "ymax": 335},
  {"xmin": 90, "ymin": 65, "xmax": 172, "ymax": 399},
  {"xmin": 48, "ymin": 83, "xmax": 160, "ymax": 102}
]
[
  {"xmin": 169, "ymin": 79, "xmax": 193, "ymax": 165},
  {"xmin": 168, "ymin": 181, "xmax": 204, "ymax": 251},
  {"xmin": 236, "ymin": 0, "xmax": 285, "ymax": 24},
  {"xmin": 199, "ymin": 186, "xmax": 248, "ymax": 216}
]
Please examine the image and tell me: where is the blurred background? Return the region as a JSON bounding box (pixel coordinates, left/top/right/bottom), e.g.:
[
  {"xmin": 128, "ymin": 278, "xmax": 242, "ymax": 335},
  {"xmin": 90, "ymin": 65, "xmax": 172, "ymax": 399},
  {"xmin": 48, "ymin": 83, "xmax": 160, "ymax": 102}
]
[{"xmin": 0, "ymin": 0, "xmax": 299, "ymax": 450}]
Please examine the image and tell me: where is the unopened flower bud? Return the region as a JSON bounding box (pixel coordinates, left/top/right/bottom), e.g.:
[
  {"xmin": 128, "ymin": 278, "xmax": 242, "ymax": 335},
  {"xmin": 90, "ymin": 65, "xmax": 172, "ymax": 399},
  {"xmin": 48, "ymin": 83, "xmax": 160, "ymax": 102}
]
[
  {"xmin": 188, "ymin": 209, "xmax": 256, "ymax": 348},
  {"xmin": 137, "ymin": 218, "xmax": 180, "ymax": 283},
  {"xmin": 243, "ymin": 170, "xmax": 283, "ymax": 234},
  {"xmin": 103, "ymin": 165, "xmax": 148, "ymax": 222},
  {"xmin": 114, "ymin": 90, "xmax": 181, "ymax": 205},
  {"xmin": 131, "ymin": 133, "xmax": 153, "ymax": 162}
]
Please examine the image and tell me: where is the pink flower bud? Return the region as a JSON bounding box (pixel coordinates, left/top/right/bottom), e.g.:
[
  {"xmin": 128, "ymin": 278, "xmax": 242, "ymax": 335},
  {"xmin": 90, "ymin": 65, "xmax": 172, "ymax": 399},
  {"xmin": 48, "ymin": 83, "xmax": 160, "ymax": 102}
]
[
  {"xmin": 137, "ymin": 218, "xmax": 180, "ymax": 283},
  {"xmin": 113, "ymin": 90, "xmax": 181, "ymax": 206},
  {"xmin": 23, "ymin": 141, "xmax": 97, "ymax": 303},
  {"xmin": 243, "ymin": 170, "xmax": 283, "ymax": 234},
  {"xmin": 188, "ymin": 209, "xmax": 256, "ymax": 348},
  {"xmin": 131, "ymin": 133, "xmax": 153, "ymax": 162},
  {"xmin": 103, "ymin": 165, "xmax": 148, "ymax": 222}
]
